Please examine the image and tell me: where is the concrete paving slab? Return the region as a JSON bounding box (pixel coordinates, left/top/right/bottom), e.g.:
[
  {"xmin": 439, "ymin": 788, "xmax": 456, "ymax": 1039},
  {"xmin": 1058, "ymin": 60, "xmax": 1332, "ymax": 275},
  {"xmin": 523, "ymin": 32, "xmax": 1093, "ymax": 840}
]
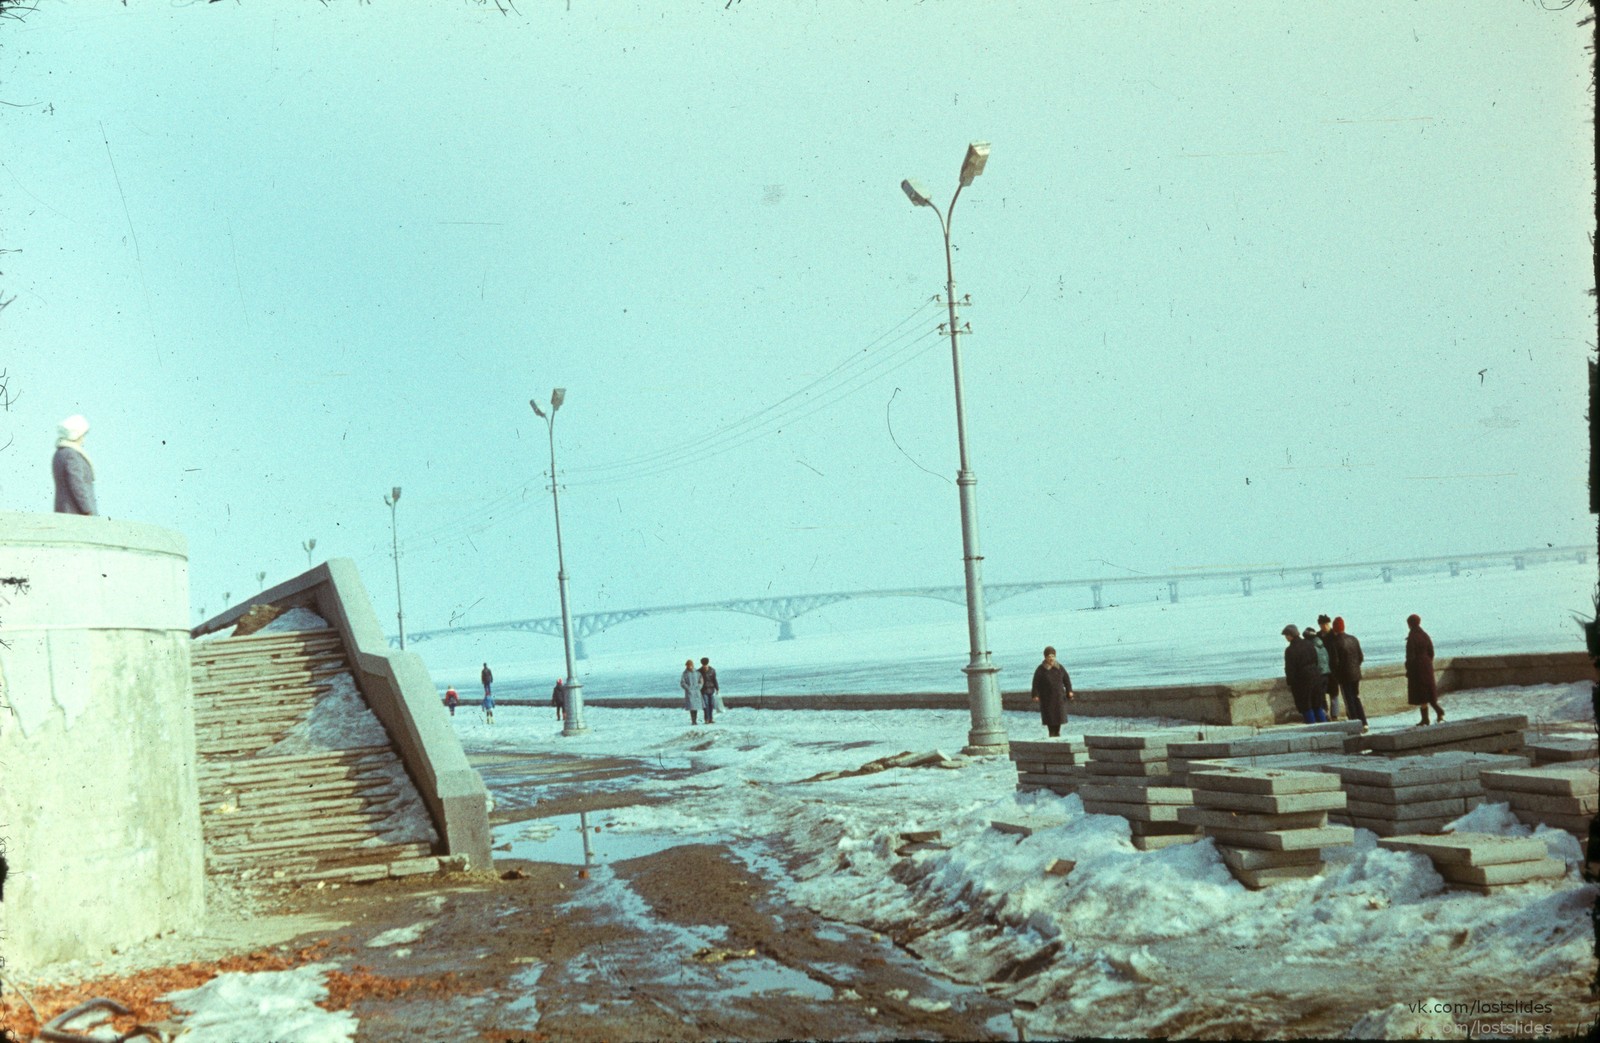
[
  {"xmin": 1216, "ymin": 844, "xmax": 1326, "ymax": 870},
  {"xmin": 1480, "ymin": 763, "xmax": 1599, "ymax": 797},
  {"xmin": 1177, "ymin": 806, "xmax": 1329, "ymax": 832},
  {"xmin": 1230, "ymin": 861, "xmax": 1325, "ymax": 888},
  {"xmin": 1128, "ymin": 819, "xmax": 1203, "ymax": 836},
  {"xmin": 1187, "ymin": 767, "xmax": 1343, "ymax": 795},
  {"xmin": 1345, "ymin": 797, "xmax": 1472, "ymax": 821},
  {"xmin": 1202, "ymin": 824, "xmax": 1355, "ymax": 851},
  {"xmin": 1085, "ymin": 762, "xmax": 1179, "ymax": 779},
  {"xmin": 1490, "ymin": 790, "xmax": 1599, "ymax": 815},
  {"xmin": 1359, "ymin": 715, "xmax": 1528, "ymax": 752},
  {"xmin": 1089, "ymin": 746, "xmax": 1177, "ymax": 764},
  {"xmin": 1368, "ymin": 734, "xmax": 1527, "ymax": 759},
  {"xmin": 1194, "ymin": 788, "xmax": 1348, "ymax": 814},
  {"xmin": 1376, "ymin": 832, "xmax": 1549, "ymax": 866},
  {"xmin": 1082, "ymin": 800, "xmax": 1185, "ymax": 822},
  {"xmin": 1009, "ymin": 740, "xmax": 1088, "ymax": 757},
  {"xmin": 1324, "ymin": 751, "xmax": 1531, "ymax": 787},
  {"xmin": 1130, "ymin": 832, "xmax": 1202, "ymax": 850},
  {"xmin": 1342, "ymin": 779, "xmax": 1483, "ymax": 804},
  {"xmin": 1077, "ymin": 784, "xmax": 1193, "ymax": 805},
  {"xmin": 1511, "ymin": 808, "xmax": 1595, "ymax": 833},
  {"xmin": 1436, "ymin": 859, "xmax": 1566, "ymax": 886},
  {"xmin": 1351, "ymin": 816, "xmax": 1457, "ymax": 837},
  {"xmin": 1527, "ymin": 735, "xmax": 1599, "ymax": 764}
]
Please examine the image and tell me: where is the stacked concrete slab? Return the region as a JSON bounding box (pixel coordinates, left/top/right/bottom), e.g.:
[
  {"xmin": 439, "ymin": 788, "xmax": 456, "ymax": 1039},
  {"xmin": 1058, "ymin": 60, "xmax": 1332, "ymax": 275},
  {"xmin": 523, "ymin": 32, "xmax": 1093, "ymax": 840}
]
[
  {"xmin": 1009, "ymin": 738, "xmax": 1089, "ymax": 796},
  {"xmin": 1526, "ymin": 734, "xmax": 1599, "ymax": 766},
  {"xmin": 1480, "ymin": 762, "xmax": 1598, "ymax": 838},
  {"xmin": 1179, "ymin": 768, "xmax": 1354, "ymax": 887},
  {"xmin": 1312, "ymin": 751, "xmax": 1529, "ymax": 836},
  {"xmin": 1378, "ymin": 833, "xmax": 1567, "ymax": 894},
  {"xmin": 1357, "ymin": 714, "xmax": 1527, "ymax": 758},
  {"xmin": 1168, "ymin": 724, "xmax": 1361, "ymax": 781},
  {"xmin": 1080, "ymin": 732, "xmax": 1199, "ymax": 848}
]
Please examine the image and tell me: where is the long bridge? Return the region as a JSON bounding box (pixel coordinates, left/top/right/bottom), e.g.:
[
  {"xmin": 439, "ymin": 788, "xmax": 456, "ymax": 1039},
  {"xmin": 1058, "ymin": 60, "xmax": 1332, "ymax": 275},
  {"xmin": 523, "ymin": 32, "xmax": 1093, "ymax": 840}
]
[{"xmin": 399, "ymin": 545, "xmax": 1588, "ymax": 657}]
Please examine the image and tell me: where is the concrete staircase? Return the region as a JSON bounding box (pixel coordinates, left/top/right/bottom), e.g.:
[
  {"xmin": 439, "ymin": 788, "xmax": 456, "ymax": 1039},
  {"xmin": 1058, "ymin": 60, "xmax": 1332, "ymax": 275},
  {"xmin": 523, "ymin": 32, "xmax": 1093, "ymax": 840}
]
[{"xmin": 192, "ymin": 629, "xmax": 447, "ymax": 883}]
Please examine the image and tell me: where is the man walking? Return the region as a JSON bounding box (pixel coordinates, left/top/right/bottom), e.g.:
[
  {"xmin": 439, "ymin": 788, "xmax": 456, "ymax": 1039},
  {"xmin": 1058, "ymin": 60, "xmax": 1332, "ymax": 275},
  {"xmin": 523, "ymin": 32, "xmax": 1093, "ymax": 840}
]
[
  {"xmin": 1406, "ymin": 613, "xmax": 1443, "ymax": 725},
  {"xmin": 481, "ymin": 662, "xmax": 494, "ymax": 700},
  {"xmin": 1030, "ymin": 645, "xmax": 1074, "ymax": 737},
  {"xmin": 698, "ymin": 657, "xmax": 719, "ymax": 724},
  {"xmin": 1331, "ymin": 616, "xmax": 1367, "ymax": 728}
]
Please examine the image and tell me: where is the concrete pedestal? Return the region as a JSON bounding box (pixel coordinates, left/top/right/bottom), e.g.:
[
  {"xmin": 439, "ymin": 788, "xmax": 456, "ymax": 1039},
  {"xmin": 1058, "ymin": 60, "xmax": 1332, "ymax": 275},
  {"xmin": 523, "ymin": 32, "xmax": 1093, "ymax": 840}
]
[{"xmin": 0, "ymin": 511, "xmax": 202, "ymax": 969}]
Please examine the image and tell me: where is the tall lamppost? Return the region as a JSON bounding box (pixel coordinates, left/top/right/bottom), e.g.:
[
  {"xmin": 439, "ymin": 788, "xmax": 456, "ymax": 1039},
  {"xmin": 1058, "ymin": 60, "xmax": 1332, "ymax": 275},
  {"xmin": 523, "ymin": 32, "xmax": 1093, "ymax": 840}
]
[
  {"xmin": 384, "ymin": 486, "xmax": 406, "ymax": 649},
  {"xmin": 901, "ymin": 141, "xmax": 1008, "ymax": 755},
  {"xmin": 530, "ymin": 389, "xmax": 587, "ymax": 736}
]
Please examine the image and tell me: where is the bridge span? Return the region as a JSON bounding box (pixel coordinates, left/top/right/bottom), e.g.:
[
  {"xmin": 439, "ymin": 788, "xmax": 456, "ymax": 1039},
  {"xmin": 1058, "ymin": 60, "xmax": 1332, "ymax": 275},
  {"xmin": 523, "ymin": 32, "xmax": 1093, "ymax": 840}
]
[{"xmin": 398, "ymin": 545, "xmax": 1587, "ymax": 657}]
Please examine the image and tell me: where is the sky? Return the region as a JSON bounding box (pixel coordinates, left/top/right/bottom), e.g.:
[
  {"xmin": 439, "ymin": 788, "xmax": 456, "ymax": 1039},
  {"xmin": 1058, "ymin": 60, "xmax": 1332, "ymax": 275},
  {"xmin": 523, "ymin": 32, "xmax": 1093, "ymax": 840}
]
[{"xmin": 1, "ymin": 1, "xmax": 1593, "ymax": 655}]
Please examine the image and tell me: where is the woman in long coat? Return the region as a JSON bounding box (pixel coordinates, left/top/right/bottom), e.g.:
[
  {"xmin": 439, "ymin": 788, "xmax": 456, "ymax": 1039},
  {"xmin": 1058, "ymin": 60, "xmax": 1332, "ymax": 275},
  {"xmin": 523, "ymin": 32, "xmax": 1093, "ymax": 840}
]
[
  {"xmin": 53, "ymin": 414, "xmax": 97, "ymax": 515},
  {"xmin": 1030, "ymin": 646, "xmax": 1074, "ymax": 737},
  {"xmin": 1405, "ymin": 613, "xmax": 1443, "ymax": 725},
  {"xmin": 680, "ymin": 659, "xmax": 701, "ymax": 725}
]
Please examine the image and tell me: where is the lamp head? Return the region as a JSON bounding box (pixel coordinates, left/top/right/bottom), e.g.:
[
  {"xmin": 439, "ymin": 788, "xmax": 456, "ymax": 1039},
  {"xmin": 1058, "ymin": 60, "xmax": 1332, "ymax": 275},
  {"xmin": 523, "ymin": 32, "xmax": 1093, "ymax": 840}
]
[
  {"xmin": 551, "ymin": 388, "xmax": 566, "ymax": 411},
  {"xmin": 529, "ymin": 398, "xmax": 546, "ymax": 419},
  {"xmin": 391, "ymin": 486, "xmax": 402, "ymax": 502},
  {"xmin": 959, "ymin": 142, "xmax": 990, "ymax": 187},
  {"xmin": 901, "ymin": 179, "xmax": 934, "ymax": 208}
]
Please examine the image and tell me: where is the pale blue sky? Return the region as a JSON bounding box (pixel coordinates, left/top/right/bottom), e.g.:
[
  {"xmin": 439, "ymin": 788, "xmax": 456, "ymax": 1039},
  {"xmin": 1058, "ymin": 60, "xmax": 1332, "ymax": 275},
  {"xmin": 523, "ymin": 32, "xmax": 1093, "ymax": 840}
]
[{"xmin": 1, "ymin": 1, "xmax": 1592, "ymax": 646}]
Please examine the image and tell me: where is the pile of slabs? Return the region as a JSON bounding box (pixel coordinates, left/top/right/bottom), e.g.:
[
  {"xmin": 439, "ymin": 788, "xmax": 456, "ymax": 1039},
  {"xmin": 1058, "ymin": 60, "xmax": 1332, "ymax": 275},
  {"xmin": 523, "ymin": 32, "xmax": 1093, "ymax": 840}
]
[
  {"xmin": 1480, "ymin": 762, "xmax": 1598, "ymax": 838},
  {"xmin": 1315, "ymin": 751, "xmax": 1528, "ymax": 836},
  {"xmin": 1378, "ymin": 832, "xmax": 1567, "ymax": 894},
  {"xmin": 1009, "ymin": 738, "xmax": 1089, "ymax": 796},
  {"xmin": 1167, "ymin": 724, "xmax": 1360, "ymax": 781},
  {"xmin": 1179, "ymin": 767, "xmax": 1353, "ymax": 888},
  {"xmin": 1079, "ymin": 781, "xmax": 1199, "ymax": 851},
  {"xmin": 1358, "ymin": 714, "xmax": 1527, "ymax": 758}
]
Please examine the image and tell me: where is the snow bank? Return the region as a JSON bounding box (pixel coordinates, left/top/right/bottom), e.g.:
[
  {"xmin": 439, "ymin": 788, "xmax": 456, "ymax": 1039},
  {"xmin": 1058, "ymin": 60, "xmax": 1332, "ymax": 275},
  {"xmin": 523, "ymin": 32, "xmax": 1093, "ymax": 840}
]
[{"xmin": 161, "ymin": 963, "xmax": 357, "ymax": 1043}]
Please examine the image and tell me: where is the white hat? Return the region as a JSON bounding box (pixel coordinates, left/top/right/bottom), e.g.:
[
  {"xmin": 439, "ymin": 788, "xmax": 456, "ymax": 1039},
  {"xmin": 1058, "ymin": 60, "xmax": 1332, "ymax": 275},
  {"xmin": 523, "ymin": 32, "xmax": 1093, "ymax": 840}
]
[{"xmin": 57, "ymin": 414, "xmax": 90, "ymax": 442}]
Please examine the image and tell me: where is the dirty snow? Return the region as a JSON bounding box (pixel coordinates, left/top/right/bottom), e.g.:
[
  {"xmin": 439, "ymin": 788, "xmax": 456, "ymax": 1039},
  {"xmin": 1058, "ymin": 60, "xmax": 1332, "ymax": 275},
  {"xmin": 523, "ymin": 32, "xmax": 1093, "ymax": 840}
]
[
  {"xmin": 458, "ymin": 681, "xmax": 1597, "ymax": 1037},
  {"xmin": 260, "ymin": 606, "xmax": 333, "ymax": 633},
  {"xmin": 262, "ymin": 672, "xmax": 391, "ymax": 755},
  {"xmin": 160, "ymin": 963, "xmax": 357, "ymax": 1043}
]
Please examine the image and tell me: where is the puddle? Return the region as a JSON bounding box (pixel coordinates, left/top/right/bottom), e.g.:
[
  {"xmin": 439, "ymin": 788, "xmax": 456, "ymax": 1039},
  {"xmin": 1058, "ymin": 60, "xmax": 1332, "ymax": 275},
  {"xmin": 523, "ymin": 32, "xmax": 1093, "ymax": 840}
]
[
  {"xmin": 494, "ymin": 810, "xmax": 710, "ymax": 866},
  {"xmin": 716, "ymin": 958, "xmax": 835, "ymax": 1001}
]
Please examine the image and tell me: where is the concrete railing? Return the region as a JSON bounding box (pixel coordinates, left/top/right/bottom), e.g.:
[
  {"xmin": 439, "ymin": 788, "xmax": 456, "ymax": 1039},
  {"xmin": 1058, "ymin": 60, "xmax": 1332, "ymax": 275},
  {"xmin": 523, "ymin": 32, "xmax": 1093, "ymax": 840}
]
[
  {"xmin": 193, "ymin": 559, "xmax": 492, "ymax": 870},
  {"xmin": 572, "ymin": 651, "xmax": 1594, "ymax": 727}
]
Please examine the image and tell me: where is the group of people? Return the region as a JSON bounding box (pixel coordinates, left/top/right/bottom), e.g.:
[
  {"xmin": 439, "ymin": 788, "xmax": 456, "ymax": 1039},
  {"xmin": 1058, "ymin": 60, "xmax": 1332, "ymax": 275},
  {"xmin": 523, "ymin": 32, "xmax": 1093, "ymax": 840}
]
[
  {"xmin": 1280, "ymin": 615, "xmax": 1368, "ymax": 726},
  {"xmin": 679, "ymin": 657, "xmax": 723, "ymax": 724},
  {"xmin": 443, "ymin": 662, "xmax": 497, "ymax": 722}
]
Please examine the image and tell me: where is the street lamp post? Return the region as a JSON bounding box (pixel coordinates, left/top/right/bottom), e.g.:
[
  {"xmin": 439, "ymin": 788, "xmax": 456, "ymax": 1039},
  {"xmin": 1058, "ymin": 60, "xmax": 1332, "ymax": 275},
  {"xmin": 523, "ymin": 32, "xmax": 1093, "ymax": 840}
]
[
  {"xmin": 901, "ymin": 141, "xmax": 1008, "ymax": 755},
  {"xmin": 530, "ymin": 389, "xmax": 588, "ymax": 736},
  {"xmin": 383, "ymin": 486, "xmax": 406, "ymax": 649}
]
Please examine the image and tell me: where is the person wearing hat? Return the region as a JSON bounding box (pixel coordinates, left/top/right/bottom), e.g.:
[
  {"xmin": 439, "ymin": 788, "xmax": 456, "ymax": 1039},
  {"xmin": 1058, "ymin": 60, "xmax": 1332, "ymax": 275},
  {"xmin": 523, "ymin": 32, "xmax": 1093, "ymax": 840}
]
[
  {"xmin": 1301, "ymin": 628, "xmax": 1331, "ymax": 722},
  {"xmin": 1405, "ymin": 613, "xmax": 1443, "ymax": 725},
  {"xmin": 1331, "ymin": 617, "xmax": 1368, "ymax": 728},
  {"xmin": 52, "ymin": 414, "xmax": 97, "ymax": 515},
  {"xmin": 1030, "ymin": 645, "xmax": 1075, "ymax": 737},
  {"xmin": 1282, "ymin": 624, "xmax": 1322, "ymax": 722}
]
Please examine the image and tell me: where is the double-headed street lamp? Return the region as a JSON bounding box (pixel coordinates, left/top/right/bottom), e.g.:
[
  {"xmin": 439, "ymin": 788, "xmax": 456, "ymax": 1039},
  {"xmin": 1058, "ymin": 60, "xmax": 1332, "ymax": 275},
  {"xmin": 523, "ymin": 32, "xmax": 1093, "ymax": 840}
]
[
  {"xmin": 384, "ymin": 486, "xmax": 406, "ymax": 649},
  {"xmin": 530, "ymin": 389, "xmax": 587, "ymax": 736},
  {"xmin": 901, "ymin": 142, "xmax": 1008, "ymax": 755}
]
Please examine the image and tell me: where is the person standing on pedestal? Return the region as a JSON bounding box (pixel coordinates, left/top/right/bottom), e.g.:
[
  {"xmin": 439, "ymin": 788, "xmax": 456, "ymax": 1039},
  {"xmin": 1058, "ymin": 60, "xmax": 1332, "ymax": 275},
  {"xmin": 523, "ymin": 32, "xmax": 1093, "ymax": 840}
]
[
  {"xmin": 1030, "ymin": 645, "xmax": 1074, "ymax": 738},
  {"xmin": 52, "ymin": 414, "xmax": 97, "ymax": 515}
]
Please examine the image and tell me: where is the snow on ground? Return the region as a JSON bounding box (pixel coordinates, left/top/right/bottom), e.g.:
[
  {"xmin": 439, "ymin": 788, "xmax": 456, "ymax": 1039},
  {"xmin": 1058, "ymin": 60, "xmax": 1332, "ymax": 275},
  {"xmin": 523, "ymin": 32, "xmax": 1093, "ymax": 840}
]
[
  {"xmin": 160, "ymin": 963, "xmax": 357, "ymax": 1043},
  {"xmin": 459, "ymin": 682, "xmax": 1598, "ymax": 1036}
]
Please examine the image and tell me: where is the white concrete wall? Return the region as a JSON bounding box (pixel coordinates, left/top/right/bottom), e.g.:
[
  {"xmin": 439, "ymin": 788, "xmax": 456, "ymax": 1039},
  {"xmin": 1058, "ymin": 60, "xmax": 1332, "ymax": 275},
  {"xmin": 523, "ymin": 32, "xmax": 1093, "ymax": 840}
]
[{"xmin": 0, "ymin": 511, "xmax": 203, "ymax": 969}]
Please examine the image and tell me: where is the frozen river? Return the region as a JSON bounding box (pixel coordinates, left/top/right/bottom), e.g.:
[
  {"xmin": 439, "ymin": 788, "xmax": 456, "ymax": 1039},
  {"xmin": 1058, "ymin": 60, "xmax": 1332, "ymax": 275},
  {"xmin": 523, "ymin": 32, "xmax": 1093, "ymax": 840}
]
[{"xmin": 440, "ymin": 557, "xmax": 1594, "ymax": 702}]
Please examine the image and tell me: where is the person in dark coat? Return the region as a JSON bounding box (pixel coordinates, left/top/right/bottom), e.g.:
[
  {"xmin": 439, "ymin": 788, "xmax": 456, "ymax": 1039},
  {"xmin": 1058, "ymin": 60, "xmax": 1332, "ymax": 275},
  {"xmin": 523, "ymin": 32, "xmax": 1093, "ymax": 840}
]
[
  {"xmin": 698, "ymin": 657, "xmax": 720, "ymax": 724},
  {"xmin": 481, "ymin": 662, "xmax": 494, "ymax": 698},
  {"xmin": 1316, "ymin": 615, "xmax": 1343, "ymax": 718},
  {"xmin": 52, "ymin": 414, "xmax": 97, "ymax": 515},
  {"xmin": 1302, "ymin": 628, "xmax": 1331, "ymax": 722},
  {"xmin": 1331, "ymin": 616, "xmax": 1367, "ymax": 728},
  {"xmin": 552, "ymin": 678, "xmax": 567, "ymax": 721},
  {"xmin": 1405, "ymin": 613, "xmax": 1443, "ymax": 725},
  {"xmin": 1030, "ymin": 646, "xmax": 1074, "ymax": 737},
  {"xmin": 1282, "ymin": 625, "xmax": 1323, "ymax": 722}
]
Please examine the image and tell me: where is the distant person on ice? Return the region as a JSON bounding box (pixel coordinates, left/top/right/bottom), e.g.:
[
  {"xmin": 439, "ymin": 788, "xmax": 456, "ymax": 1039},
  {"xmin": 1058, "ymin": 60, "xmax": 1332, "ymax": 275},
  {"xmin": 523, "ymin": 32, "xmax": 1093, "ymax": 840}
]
[
  {"xmin": 1331, "ymin": 616, "xmax": 1368, "ymax": 729},
  {"xmin": 481, "ymin": 687, "xmax": 495, "ymax": 724},
  {"xmin": 1030, "ymin": 645, "xmax": 1074, "ymax": 737},
  {"xmin": 444, "ymin": 687, "xmax": 460, "ymax": 716},
  {"xmin": 481, "ymin": 662, "xmax": 494, "ymax": 698},
  {"xmin": 698, "ymin": 657, "xmax": 720, "ymax": 724},
  {"xmin": 1281, "ymin": 625, "xmax": 1325, "ymax": 722},
  {"xmin": 552, "ymin": 678, "xmax": 566, "ymax": 722},
  {"xmin": 681, "ymin": 659, "xmax": 701, "ymax": 725},
  {"xmin": 52, "ymin": 413, "xmax": 96, "ymax": 515},
  {"xmin": 1406, "ymin": 613, "xmax": 1443, "ymax": 725}
]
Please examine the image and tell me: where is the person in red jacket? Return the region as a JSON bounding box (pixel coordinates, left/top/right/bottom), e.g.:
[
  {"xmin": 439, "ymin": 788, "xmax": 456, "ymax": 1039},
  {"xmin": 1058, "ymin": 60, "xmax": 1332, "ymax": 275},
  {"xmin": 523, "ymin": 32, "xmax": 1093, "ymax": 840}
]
[{"xmin": 444, "ymin": 687, "xmax": 460, "ymax": 716}]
